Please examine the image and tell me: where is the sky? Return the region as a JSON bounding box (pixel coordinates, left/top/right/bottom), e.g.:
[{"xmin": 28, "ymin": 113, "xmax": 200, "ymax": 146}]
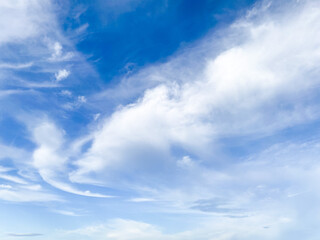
[{"xmin": 1, "ymin": 0, "xmax": 320, "ymax": 239}]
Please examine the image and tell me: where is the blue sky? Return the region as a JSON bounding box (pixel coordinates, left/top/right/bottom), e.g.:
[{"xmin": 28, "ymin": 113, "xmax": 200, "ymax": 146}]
[{"xmin": 1, "ymin": 0, "xmax": 320, "ymax": 239}]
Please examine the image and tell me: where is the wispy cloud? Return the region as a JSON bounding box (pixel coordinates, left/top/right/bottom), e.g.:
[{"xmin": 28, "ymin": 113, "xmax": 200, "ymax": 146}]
[
  {"xmin": 0, "ymin": 62, "xmax": 33, "ymax": 69},
  {"xmin": 0, "ymin": 174, "xmax": 28, "ymax": 185},
  {"xmin": 1, "ymin": 0, "xmax": 320, "ymax": 239},
  {"xmin": 0, "ymin": 0, "xmax": 53, "ymax": 45},
  {"xmin": 0, "ymin": 188, "xmax": 61, "ymax": 202},
  {"xmin": 7, "ymin": 233, "xmax": 43, "ymax": 237},
  {"xmin": 66, "ymin": 216, "xmax": 292, "ymax": 240},
  {"xmin": 52, "ymin": 209, "xmax": 81, "ymax": 217},
  {"xmin": 70, "ymin": 0, "xmax": 320, "ymax": 193},
  {"xmin": 30, "ymin": 120, "xmax": 113, "ymax": 198}
]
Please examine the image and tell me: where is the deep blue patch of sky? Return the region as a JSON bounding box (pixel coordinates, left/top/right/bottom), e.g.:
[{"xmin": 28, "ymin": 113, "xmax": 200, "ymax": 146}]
[{"xmin": 58, "ymin": 0, "xmax": 256, "ymax": 84}]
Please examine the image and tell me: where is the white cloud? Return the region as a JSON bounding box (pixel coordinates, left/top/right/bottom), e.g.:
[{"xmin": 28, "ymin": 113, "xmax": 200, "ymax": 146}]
[
  {"xmin": 52, "ymin": 42, "xmax": 63, "ymax": 58},
  {"xmin": 32, "ymin": 121, "xmax": 66, "ymax": 170},
  {"xmin": 0, "ymin": 62, "xmax": 33, "ymax": 69},
  {"xmin": 176, "ymin": 156, "xmax": 195, "ymax": 169},
  {"xmin": 60, "ymin": 90, "xmax": 73, "ymax": 97},
  {"xmin": 0, "ymin": 0, "xmax": 77, "ymax": 99},
  {"xmin": 0, "ymin": 174, "xmax": 28, "ymax": 185},
  {"xmin": 22, "ymin": 184, "xmax": 42, "ymax": 191},
  {"xmin": 67, "ymin": 219, "xmax": 164, "ymax": 240},
  {"xmin": 0, "ymin": 0, "xmax": 102, "ymax": 202},
  {"xmin": 1, "ymin": 3, "xmax": 320, "ymax": 239},
  {"xmin": 128, "ymin": 198, "xmax": 155, "ymax": 202},
  {"xmin": 49, "ymin": 41, "xmax": 74, "ymax": 61},
  {"xmin": 0, "ymin": 1, "xmax": 316, "ymax": 217},
  {"xmin": 0, "ymin": 89, "xmax": 35, "ymax": 98},
  {"xmin": 55, "ymin": 69, "xmax": 70, "ymax": 82},
  {"xmin": 77, "ymin": 95, "xmax": 87, "ymax": 103},
  {"xmin": 0, "ymin": 0, "xmax": 53, "ymax": 45},
  {"xmin": 93, "ymin": 113, "xmax": 101, "ymax": 121},
  {"xmin": 0, "ymin": 143, "xmax": 30, "ymax": 161},
  {"xmin": 0, "ymin": 188, "xmax": 61, "ymax": 202},
  {"xmin": 69, "ymin": 0, "xmax": 320, "ymax": 191},
  {"xmin": 75, "ymin": 23, "xmax": 89, "ymax": 35},
  {"xmin": 0, "ymin": 184, "xmax": 12, "ymax": 189},
  {"xmin": 41, "ymin": 175, "xmax": 112, "ymax": 198},
  {"xmin": 62, "ymin": 95, "xmax": 87, "ymax": 110},
  {"xmin": 7, "ymin": 233, "xmax": 43, "ymax": 237},
  {"xmin": 53, "ymin": 209, "xmax": 81, "ymax": 217},
  {"xmin": 31, "ymin": 120, "xmax": 112, "ymax": 198},
  {"xmin": 0, "ymin": 166, "xmax": 12, "ymax": 173},
  {"xmin": 66, "ymin": 216, "xmax": 293, "ymax": 240}
]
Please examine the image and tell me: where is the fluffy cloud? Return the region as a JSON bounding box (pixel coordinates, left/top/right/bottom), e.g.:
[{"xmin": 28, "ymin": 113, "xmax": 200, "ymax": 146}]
[
  {"xmin": 1, "ymin": 0, "xmax": 320, "ymax": 239},
  {"xmin": 55, "ymin": 69, "xmax": 71, "ymax": 82},
  {"xmin": 70, "ymin": 0, "xmax": 320, "ymax": 191},
  {"xmin": 0, "ymin": 0, "xmax": 53, "ymax": 45},
  {"xmin": 1, "ymin": 0, "xmax": 319, "ymax": 211}
]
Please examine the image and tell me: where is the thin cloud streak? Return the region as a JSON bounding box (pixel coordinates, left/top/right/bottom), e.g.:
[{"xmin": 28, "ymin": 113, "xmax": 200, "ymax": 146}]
[{"xmin": 7, "ymin": 233, "xmax": 43, "ymax": 237}]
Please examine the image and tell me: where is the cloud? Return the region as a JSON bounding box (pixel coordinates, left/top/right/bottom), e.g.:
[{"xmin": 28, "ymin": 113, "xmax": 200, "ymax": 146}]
[
  {"xmin": 41, "ymin": 176, "xmax": 112, "ymax": 198},
  {"xmin": 0, "ymin": 0, "xmax": 318, "ymax": 213},
  {"xmin": 66, "ymin": 216, "xmax": 293, "ymax": 240},
  {"xmin": 60, "ymin": 90, "xmax": 73, "ymax": 97},
  {"xmin": 49, "ymin": 41, "xmax": 74, "ymax": 62},
  {"xmin": 0, "ymin": 1, "xmax": 78, "ymax": 98},
  {"xmin": 70, "ymin": 0, "xmax": 320, "ymax": 191},
  {"xmin": 0, "ymin": 184, "xmax": 12, "ymax": 189},
  {"xmin": 50, "ymin": 5, "xmax": 320, "ymax": 238},
  {"xmin": 52, "ymin": 209, "xmax": 81, "ymax": 216},
  {"xmin": 0, "ymin": 143, "xmax": 30, "ymax": 161},
  {"xmin": 1, "ymin": 3, "xmax": 320, "ymax": 240},
  {"xmin": 55, "ymin": 69, "xmax": 70, "ymax": 82},
  {"xmin": 128, "ymin": 198, "xmax": 155, "ymax": 202},
  {"xmin": 0, "ymin": 0, "xmax": 101, "ymax": 203},
  {"xmin": 31, "ymin": 120, "xmax": 112, "ymax": 198},
  {"xmin": 0, "ymin": 0, "xmax": 53, "ymax": 45},
  {"xmin": 67, "ymin": 219, "xmax": 164, "ymax": 240},
  {"xmin": 176, "ymin": 156, "xmax": 195, "ymax": 169},
  {"xmin": 7, "ymin": 233, "xmax": 43, "ymax": 237},
  {"xmin": 0, "ymin": 174, "xmax": 28, "ymax": 185},
  {"xmin": 0, "ymin": 62, "xmax": 33, "ymax": 69},
  {"xmin": 0, "ymin": 188, "xmax": 60, "ymax": 202},
  {"xmin": 62, "ymin": 95, "xmax": 87, "ymax": 110},
  {"xmin": 52, "ymin": 42, "xmax": 63, "ymax": 59}
]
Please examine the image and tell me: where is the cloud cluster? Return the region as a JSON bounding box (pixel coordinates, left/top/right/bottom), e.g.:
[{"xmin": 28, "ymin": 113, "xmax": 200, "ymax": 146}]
[
  {"xmin": 0, "ymin": 0, "xmax": 52, "ymax": 45},
  {"xmin": 69, "ymin": 0, "xmax": 320, "ymax": 191},
  {"xmin": 2, "ymin": 0, "xmax": 320, "ymax": 239},
  {"xmin": 1, "ymin": 0, "xmax": 318, "ymax": 205},
  {"xmin": 0, "ymin": 0, "xmax": 92, "ymax": 202},
  {"xmin": 65, "ymin": 216, "xmax": 292, "ymax": 240}
]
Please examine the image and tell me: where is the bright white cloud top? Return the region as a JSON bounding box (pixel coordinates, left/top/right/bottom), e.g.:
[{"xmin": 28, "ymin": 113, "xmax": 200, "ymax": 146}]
[{"xmin": 0, "ymin": 0, "xmax": 320, "ymax": 239}]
